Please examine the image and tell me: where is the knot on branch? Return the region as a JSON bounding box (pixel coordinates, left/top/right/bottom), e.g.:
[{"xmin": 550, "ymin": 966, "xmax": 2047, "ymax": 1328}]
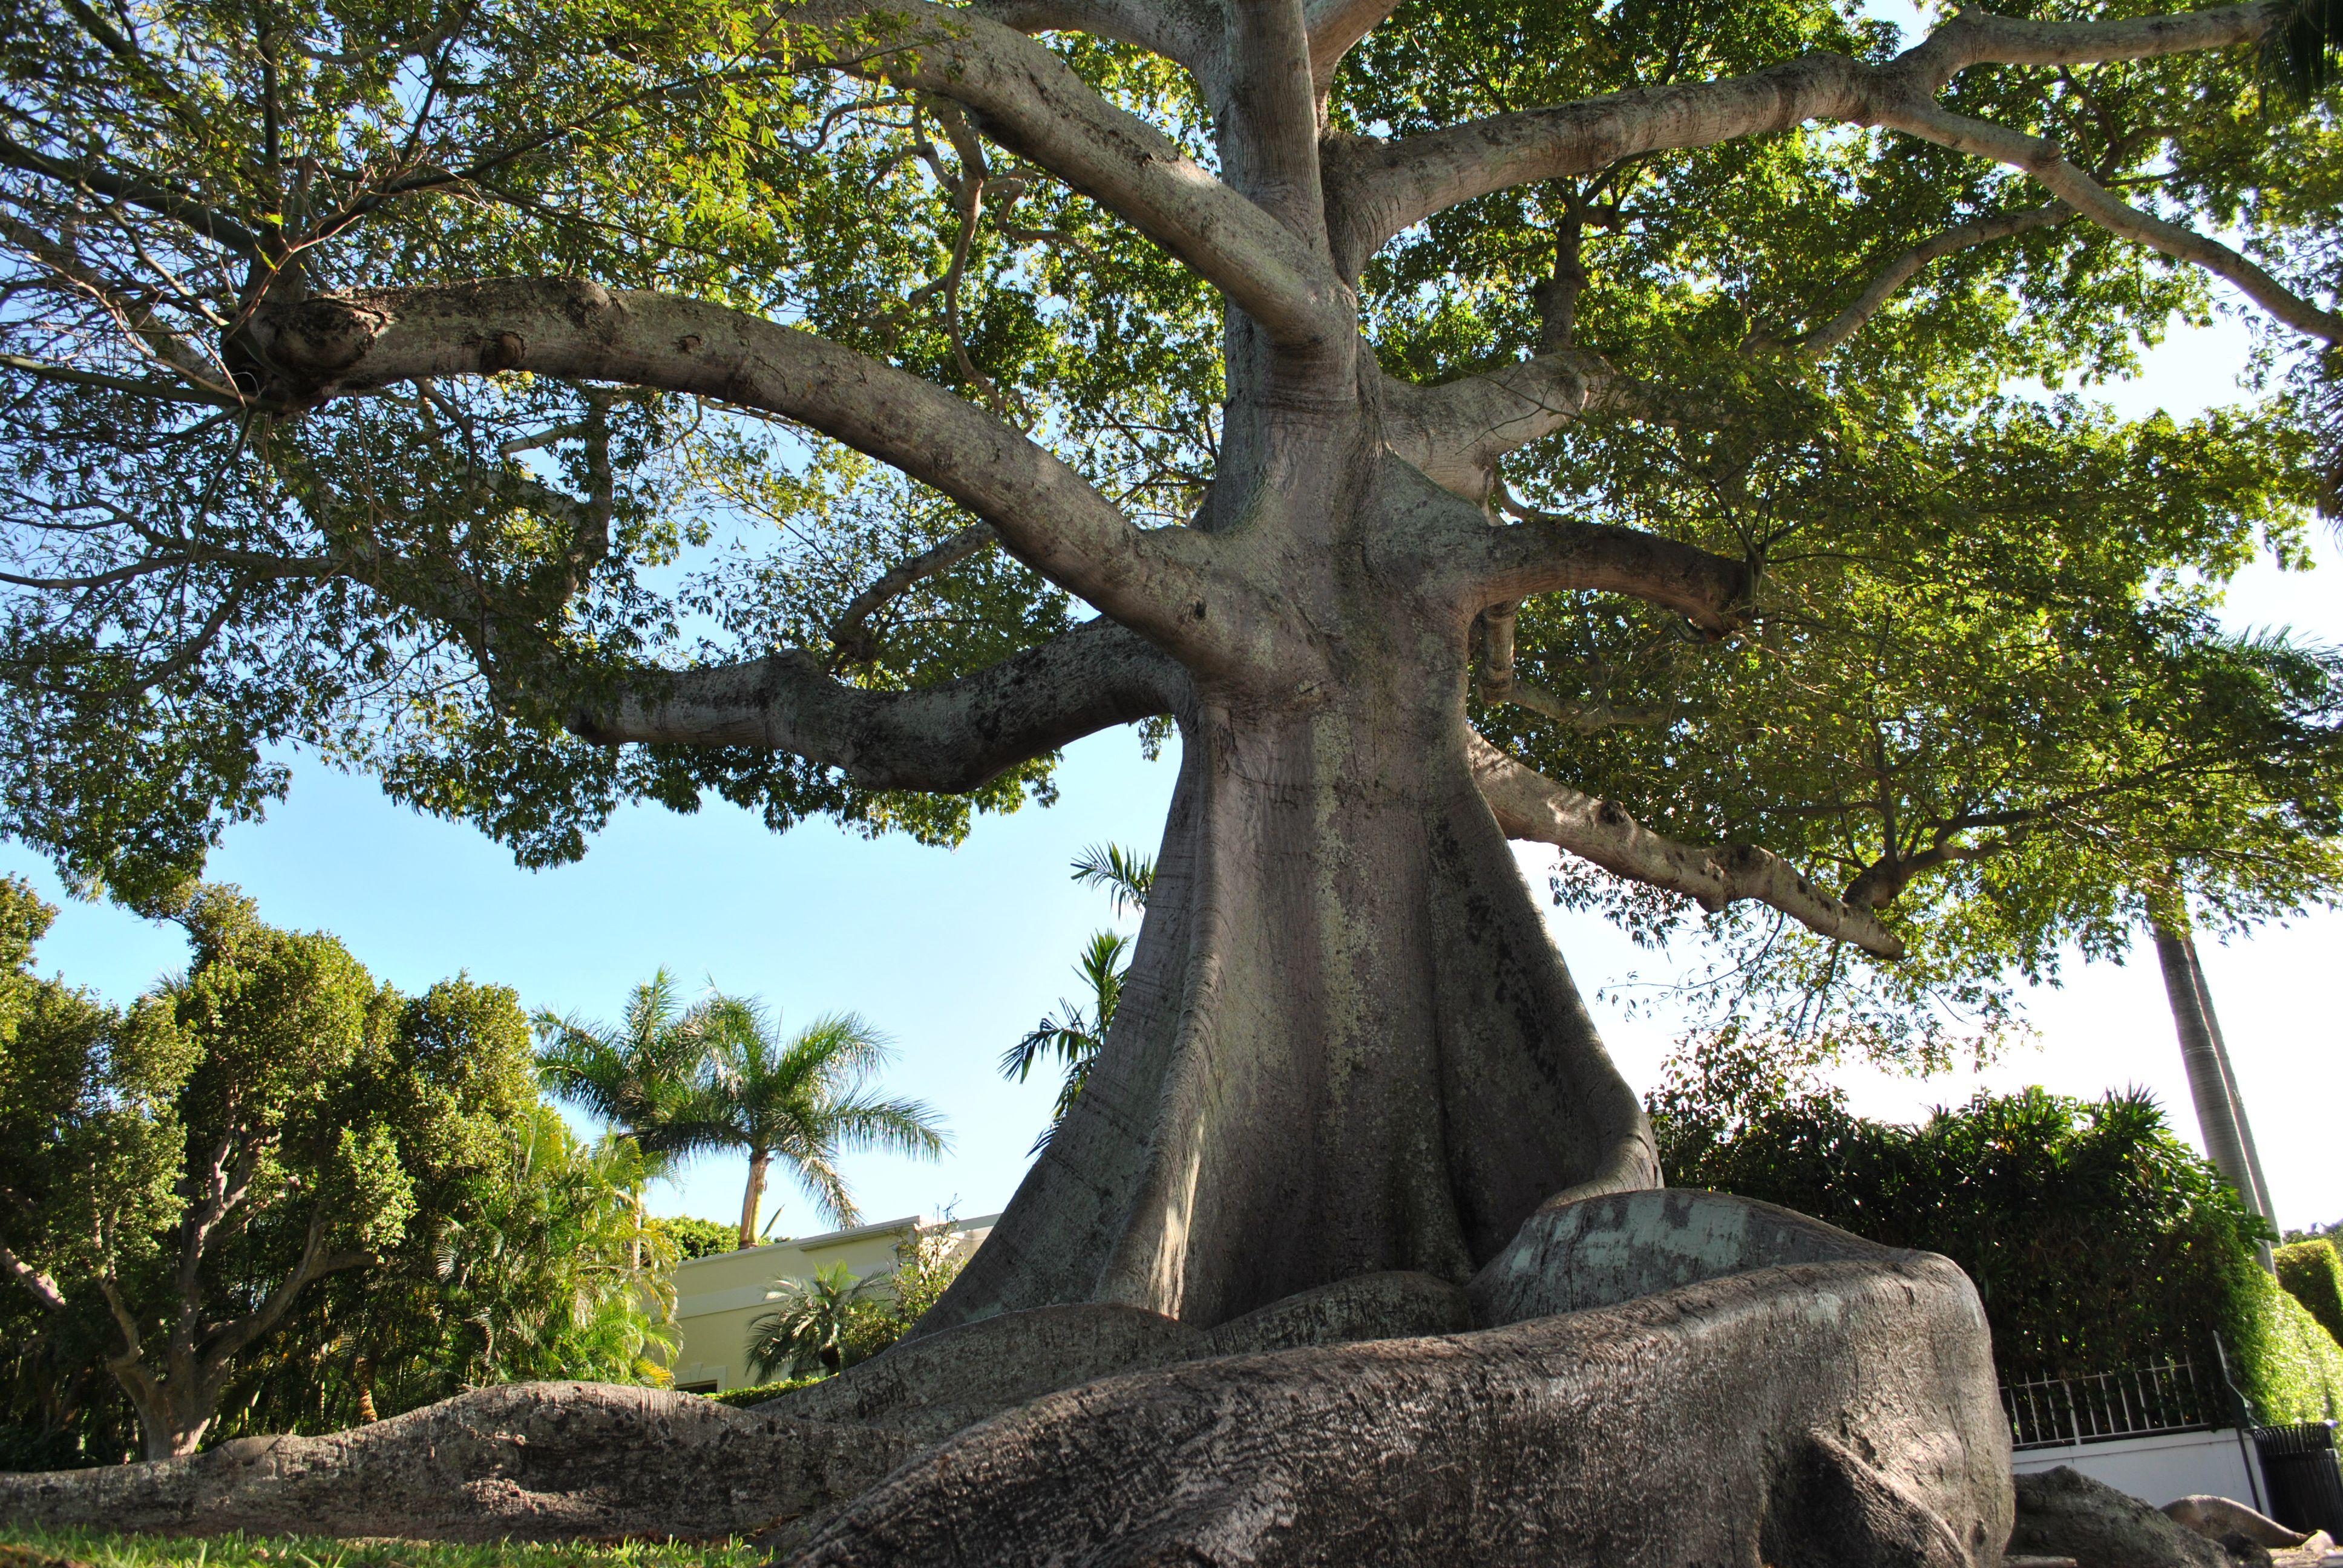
[{"xmin": 228, "ymin": 296, "xmax": 391, "ymax": 405}]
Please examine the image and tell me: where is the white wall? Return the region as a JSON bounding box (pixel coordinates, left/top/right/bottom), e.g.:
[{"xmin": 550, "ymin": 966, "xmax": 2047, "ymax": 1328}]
[
  {"xmin": 2012, "ymin": 1429, "xmax": 2264, "ymax": 1512},
  {"xmin": 667, "ymin": 1212, "xmax": 998, "ymax": 1392}
]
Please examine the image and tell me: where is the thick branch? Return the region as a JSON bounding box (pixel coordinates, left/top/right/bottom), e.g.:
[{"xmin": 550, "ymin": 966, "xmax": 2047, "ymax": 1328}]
[
  {"xmin": 570, "ymin": 616, "xmax": 1184, "ymax": 791},
  {"xmin": 0, "ymin": 1239, "xmax": 70, "ymax": 1315},
  {"xmin": 1877, "ymin": 100, "xmax": 2343, "ymax": 342},
  {"xmin": 202, "ymin": 1212, "xmax": 370, "ymax": 1368},
  {"xmin": 1843, "ymin": 834, "xmax": 2016, "ymax": 912},
  {"xmin": 1800, "ymin": 201, "xmax": 2075, "ymax": 354},
  {"xmin": 1216, "ymin": 0, "xmax": 1327, "ymax": 246},
  {"xmin": 1455, "ymin": 509, "xmax": 1751, "ymax": 634},
  {"xmin": 1304, "ymin": 0, "xmax": 1401, "ymax": 93},
  {"xmin": 240, "ymin": 279, "xmax": 1247, "ymax": 664},
  {"xmin": 1468, "ymin": 731, "xmax": 1904, "ymax": 958},
  {"xmin": 1381, "ymin": 352, "xmax": 1617, "ymax": 498},
  {"xmin": 1326, "ymin": 1, "xmax": 2289, "ymax": 269},
  {"xmin": 969, "ymin": 0, "xmax": 1214, "ymax": 74},
  {"xmin": 797, "ymin": 0, "xmax": 1348, "ymax": 347}
]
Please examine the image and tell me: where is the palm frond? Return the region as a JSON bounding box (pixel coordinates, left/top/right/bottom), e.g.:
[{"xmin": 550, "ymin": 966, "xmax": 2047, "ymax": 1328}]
[
  {"xmin": 2263, "ymin": 0, "xmax": 2342, "ymax": 103},
  {"xmin": 1070, "ymin": 842, "xmax": 1155, "ymax": 916}
]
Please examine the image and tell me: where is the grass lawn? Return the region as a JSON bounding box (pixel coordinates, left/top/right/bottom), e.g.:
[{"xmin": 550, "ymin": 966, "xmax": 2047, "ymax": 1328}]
[{"xmin": 0, "ymin": 1528, "xmax": 770, "ymax": 1568}]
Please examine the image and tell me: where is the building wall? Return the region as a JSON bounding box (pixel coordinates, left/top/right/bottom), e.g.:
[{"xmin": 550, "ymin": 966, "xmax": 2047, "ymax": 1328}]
[
  {"xmin": 667, "ymin": 1212, "xmax": 998, "ymax": 1392},
  {"xmin": 2011, "ymin": 1428, "xmax": 2264, "ymax": 1512}
]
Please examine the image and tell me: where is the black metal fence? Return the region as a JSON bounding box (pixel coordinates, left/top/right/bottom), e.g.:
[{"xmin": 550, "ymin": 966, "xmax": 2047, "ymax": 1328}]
[{"xmin": 2000, "ymin": 1358, "xmax": 2221, "ymax": 1449}]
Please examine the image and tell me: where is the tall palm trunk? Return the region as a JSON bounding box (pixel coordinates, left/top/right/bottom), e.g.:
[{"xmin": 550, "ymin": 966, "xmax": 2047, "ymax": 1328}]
[
  {"xmin": 738, "ymin": 1149, "xmax": 770, "ymax": 1251},
  {"xmin": 2153, "ymin": 917, "xmax": 2275, "ymax": 1270}
]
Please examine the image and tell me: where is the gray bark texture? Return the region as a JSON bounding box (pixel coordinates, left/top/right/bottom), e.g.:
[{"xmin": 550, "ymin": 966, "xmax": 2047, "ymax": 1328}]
[
  {"xmin": 0, "ymin": 1382, "xmax": 919, "ymax": 1540},
  {"xmin": 1, "ymin": 1192, "xmax": 2014, "ymax": 1565},
  {"xmin": 2009, "ymin": 1467, "xmax": 2246, "ymax": 1568}
]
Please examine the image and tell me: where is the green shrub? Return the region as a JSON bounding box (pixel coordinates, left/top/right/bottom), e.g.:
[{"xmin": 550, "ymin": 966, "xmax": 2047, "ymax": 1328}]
[
  {"xmin": 2236, "ymin": 1266, "xmax": 2343, "ymax": 1422},
  {"xmin": 1657, "ymin": 1077, "xmax": 2272, "ymax": 1382},
  {"xmin": 2276, "ymin": 1239, "xmax": 2343, "ymax": 1348},
  {"xmin": 653, "ymin": 1216, "xmax": 738, "ymax": 1262},
  {"xmin": 706, "ymin": 1375, "xmax": 827, "ymax": 1408}
]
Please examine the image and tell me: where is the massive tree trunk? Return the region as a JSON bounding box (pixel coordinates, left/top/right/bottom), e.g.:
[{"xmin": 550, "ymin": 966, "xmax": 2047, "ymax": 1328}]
[{"xmin": 923, "ymin": 570, "xmax": 1656, "ymax": 1331}]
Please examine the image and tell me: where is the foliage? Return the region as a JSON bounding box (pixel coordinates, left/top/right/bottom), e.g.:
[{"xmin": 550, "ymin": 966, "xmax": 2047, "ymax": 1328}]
[
  {"xmin": 705, "ymin": 1374, "xmax": 827, "ymax": 1408},
  {"xmin": 1651, "ymin": 1033, "xmax": 2276, "ymax": 1385},
  {"xmin": 536, "ymin": 971, "xmax": 722, "ymax": 1165},
  {"xmin": 419, "ymin": 1110, "xmax": 678, "ymax": 1388},
  {"xmin": 0, "ymin": 880, "xmax": 542, "ymax": 1457},
  {"xmin": 2277, "ymin": 1238, "xmax": 2343, "ymax": 1348},
  {"xmin": 0, "ymin": 881, "xmax": 676, "ymax": 1462},
  {"xmin": 0, "ymin": 1524, "xmax": 770, "ymax": 1568},
  {"xmin": 2239, "ymin": 1269, "xmax": 2343, "ymax": 1423},
  {"xmin": 742, "ymin": 1218, "xmax": 970, "ymax": 1381},
  {"xmin": 1000, "ymin": 846, "xmax": 1153, "ymax": 1148},
  {"xmin": 653, "ymin": 1216, "xmax": 738, "ymax": 1261},
  {"xmin": 0, "ymin": 0, "xmax": 2336, "ymax": 1062}
]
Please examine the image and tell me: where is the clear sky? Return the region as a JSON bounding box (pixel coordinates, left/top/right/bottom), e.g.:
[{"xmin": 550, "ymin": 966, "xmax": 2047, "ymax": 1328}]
[{"xmin": 4, "ymin": 309, "xmax": 2336, "ymax": 1238}]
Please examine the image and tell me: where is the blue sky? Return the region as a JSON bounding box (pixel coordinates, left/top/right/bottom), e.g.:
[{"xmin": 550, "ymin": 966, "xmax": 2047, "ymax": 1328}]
[{"xmin": 5, "ymin": 310, "xmax": 2338, "ymax": 1236}]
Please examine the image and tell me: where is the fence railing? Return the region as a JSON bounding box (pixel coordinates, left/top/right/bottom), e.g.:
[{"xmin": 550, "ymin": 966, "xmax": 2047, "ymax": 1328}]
[{"xmin": 2001, "ymin": 1358, "xmax": 2223, "ymax": 1449}]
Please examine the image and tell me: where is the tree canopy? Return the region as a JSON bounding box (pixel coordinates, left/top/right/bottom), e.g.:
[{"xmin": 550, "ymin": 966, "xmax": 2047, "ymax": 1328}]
[
  {"xmin": 0, "ymin": 0, "xmax": 2335, "ymax": 1033},
  {"xmin": 0, "ymin": 880, "xmax": 542, "ymax": 1457}
]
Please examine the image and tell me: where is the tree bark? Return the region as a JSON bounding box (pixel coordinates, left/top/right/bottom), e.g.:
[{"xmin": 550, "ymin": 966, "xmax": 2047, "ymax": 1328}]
[{"xmin": 2152, "ymin": 919, "xmax": 2275, "ymax": 1270}]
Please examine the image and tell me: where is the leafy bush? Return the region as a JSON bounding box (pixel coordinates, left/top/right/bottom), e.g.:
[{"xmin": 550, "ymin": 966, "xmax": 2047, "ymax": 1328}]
[
  {"xmin": 654, "ymin": 1217, "xmax": 739, "ymax": 1261},
  {"xmin": 2240, "ymin": 1269, "xmax": 2343, "ymax": 1422},
  {"xmin": 706, "ymin": 1375, "xmax": 828, "ymax": 1408},
  {"xmin": 1649, "ymin": 1031, "xmax": 2335, "ymax": 1415},
  {"xmin": 742, "ymin": 1222, "xmax": 972, "ymax": 1383},
  {"xmin": 2277, "ymin": 1239, "xmax": 2343, "ymax": 1348}
]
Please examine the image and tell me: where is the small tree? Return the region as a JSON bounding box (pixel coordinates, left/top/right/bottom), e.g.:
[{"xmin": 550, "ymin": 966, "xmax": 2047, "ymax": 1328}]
[
  {"xmin": 746, "ymin": 1263, "xmax": 885, "ymax": 1380},
  {"xmin": 0, "ymin": 882, "xmax": 535, "ymax": 1458}
]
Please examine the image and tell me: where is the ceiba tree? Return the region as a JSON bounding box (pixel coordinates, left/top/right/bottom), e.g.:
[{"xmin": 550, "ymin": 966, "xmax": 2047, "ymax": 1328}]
[{"xmin": 0, "ymin": 0, "xmax": 2338, "ymax": 1342}]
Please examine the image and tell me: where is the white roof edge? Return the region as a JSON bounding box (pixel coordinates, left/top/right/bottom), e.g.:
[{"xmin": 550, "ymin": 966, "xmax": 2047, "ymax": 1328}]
[{"xmin": 670, "ymin": 1210, "xmax": 1004, "ymax": 1270}]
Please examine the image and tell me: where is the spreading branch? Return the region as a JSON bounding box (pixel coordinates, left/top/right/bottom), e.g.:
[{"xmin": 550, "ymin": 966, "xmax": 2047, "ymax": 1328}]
[
  {"xmin": 793, "ymin": 0, "xmax": 1349, "ymax": 347},
  {"xmin": 1381, "ymin": 352, "xmax": 1618, "ymax": 498},
  {"xmin": 239, "ymin": 279, "xmax": 1257, "ymax": 668},
  {"xmin": 1325, "ymin": 1, "xmax": 2298, "ymax": 292},
  {"xmin": 1876, "ymin": 99, "xmax": 2342, "ymax": 342},
  {"xmin": 828, "ymin": 522, "xmax": 999, "ymax": 667},
  {"xmin": 569, "ymin": 616, "xmax": 1183, "ymax": 791},
  {"xmin": 1454, "ymin": 507, "xmax": 1752, "ymax": 634},
  {"xmin": 1467, "ymin": 731, "xmax": 1906, "ymax": 958},
  {"xmin": 1798, "ymin": 201, "xmax": 2076, "ymax": 354}
]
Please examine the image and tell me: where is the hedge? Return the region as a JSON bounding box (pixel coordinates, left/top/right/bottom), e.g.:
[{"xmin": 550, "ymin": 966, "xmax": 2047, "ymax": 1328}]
[
  {"xmin": 2240, "ymin": 1263, "xmax": 2343, "ymax": 1423},
  {"xmin": 2276, "ymin": 1239, "xmax": 2343, "ymax": 1350},
  {"xmin": 1654, "ymin": 1079, "xmax": 2343, "ymax": 1412},
  {"xmin": 704, "ymin": 1374, "xmax": 828, "ymax": 1408}
]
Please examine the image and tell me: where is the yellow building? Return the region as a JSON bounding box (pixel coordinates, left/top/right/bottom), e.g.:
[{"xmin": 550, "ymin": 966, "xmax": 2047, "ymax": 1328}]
[{"xmin": 667, "ymin": 1212, "xmax": 998, "ymax": 1393}]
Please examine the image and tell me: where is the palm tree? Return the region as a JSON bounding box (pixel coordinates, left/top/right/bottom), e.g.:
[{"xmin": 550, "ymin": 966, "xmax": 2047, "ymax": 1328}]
[
  {"xmin": 746, "ymin": 1263, "xmax": 885, "ymax": 1380},
  {"xmin": 533, "ymin": 969, "xmax": 713, "ymax": 1163},
  {"xmin": 686, "ymin": 998, "xmax": 949, "ymax": 1249},
  {"xmin": 999, "ymin": 844, "xmax": 1155, "ymax": 1150},
  {"xmin": 1000, "ymin": 930, "xmax": 1131, "ymax": 1151},
  {"xmin": 534, "ymin": 969, "xmax": 721, "ymax": 1264}
]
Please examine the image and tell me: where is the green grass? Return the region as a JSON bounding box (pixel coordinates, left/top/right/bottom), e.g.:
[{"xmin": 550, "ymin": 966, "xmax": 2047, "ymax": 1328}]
[{"xmin": 0, "ymin": 1527, "xmax": 770, "ymax": 1568}]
